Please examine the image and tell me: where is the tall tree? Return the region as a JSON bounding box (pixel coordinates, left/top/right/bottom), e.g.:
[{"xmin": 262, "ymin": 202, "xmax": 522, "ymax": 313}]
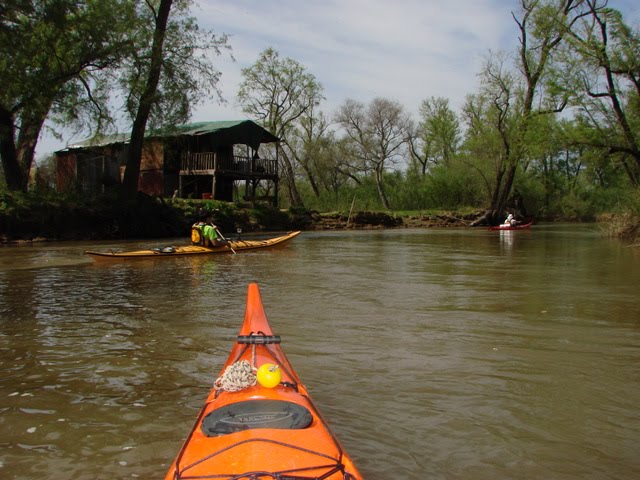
[
  {"xmin": 468, "ymin": 0, "xmax": 586, "ymax": 225},
  {"xmin": 557, "ymin": 0, "xmax": 640, "ymax": 185},
  {"xmin": 0, "ymin": 0, "xmax": 134, "ymax": 191},
  {"xmin": 237, "ymin": 48, "xmax": 324, "ymax": 207},
  {"xmin": 120, "ymin": 0, "xmax": 172, "ymax": 200},
  {"xmin": 335, "ymin": 97, "xmax": 412, "ymax": 210},
  {"xmin": 409, "ymin": 96, "xmax": 461, "ymax": 174},
  {"xmin": 461, "ymin": 68, "xmax": 514, "ymax": 205},
  {"xmin": 1, "ymin": 0, "xmax": 230, "ymax": 195},
  {"xmin": 288, "ymin": 108, "xmax": 334, "ymax": 198},
  {"xmin": 120, "ymin": 0, "xmax": 230, "ymax": 200}
]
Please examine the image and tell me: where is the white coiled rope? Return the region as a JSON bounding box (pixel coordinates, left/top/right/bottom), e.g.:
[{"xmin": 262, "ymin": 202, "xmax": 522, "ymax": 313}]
[{"xmin": 214, "ymin": 360, "xmax": 257, "ymax": 392}]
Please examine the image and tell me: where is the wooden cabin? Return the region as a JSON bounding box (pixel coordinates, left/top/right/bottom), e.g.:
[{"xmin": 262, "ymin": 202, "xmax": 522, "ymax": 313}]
[{"xmin": 55, "ymin": 120, "xmax": 281, "ymax": 205}]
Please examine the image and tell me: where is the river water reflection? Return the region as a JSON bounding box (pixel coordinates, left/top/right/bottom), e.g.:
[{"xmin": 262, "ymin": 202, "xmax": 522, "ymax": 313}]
[{"xmin": 1, "ymin": 225, "xmax": 639, "ymax": 479}]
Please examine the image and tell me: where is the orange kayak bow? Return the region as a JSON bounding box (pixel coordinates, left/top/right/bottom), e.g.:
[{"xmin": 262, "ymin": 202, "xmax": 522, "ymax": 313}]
[{"xmin": 164, "ymin": 283, "xmax": 363, "ymax": 480}]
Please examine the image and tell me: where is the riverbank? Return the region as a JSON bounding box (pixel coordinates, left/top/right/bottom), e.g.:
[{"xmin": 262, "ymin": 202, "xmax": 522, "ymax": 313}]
[
  {"xmin": 1, "ymin": 192, "xmax": 638, "ymax": 244},
  {"xmin": 598, "ymin": 212, "xmax": 640, "ymax": 245},
  {"xmin": 0, "ymin": 191, "xmax": 479, "ymax": 244},
  {"xmin": 306, "ymin": 210, "xmax": 480, "ymax": 230},
  {"xmin": 0, "ymin": 208, "xmax": 476, "ymax": 244}
]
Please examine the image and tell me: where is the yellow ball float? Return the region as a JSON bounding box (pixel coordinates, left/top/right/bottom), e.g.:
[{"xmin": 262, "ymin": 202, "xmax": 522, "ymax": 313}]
[{"xmin": 256, "ymin": 363, "xmax": 281, "ymax": 388}]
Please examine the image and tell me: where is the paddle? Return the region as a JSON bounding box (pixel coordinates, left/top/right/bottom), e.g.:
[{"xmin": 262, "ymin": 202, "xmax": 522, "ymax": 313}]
[{"xmin": 215, "ymin": 227, "xmax": 236, "ymax": 254}]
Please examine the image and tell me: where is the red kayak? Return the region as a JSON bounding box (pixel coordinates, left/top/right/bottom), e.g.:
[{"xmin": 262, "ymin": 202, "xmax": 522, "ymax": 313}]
[
  {"xmin": 164, "ymin": 283, "xmax": 363, "ymax": 480},
  {"xmin": 488, "ymin": 222, "xmax": 533, "ymax": 231}
]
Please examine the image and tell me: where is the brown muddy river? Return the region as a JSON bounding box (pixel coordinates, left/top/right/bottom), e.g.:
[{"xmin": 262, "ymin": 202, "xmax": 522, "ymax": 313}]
[{"xmin": 1, "ymin": 224, "xmax": 639, "ymax": 479}]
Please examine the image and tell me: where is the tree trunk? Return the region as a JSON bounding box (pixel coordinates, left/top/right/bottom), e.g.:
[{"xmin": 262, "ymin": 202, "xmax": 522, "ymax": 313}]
[
  {"xmin": 121, "ymin": 0, "xmax": 173, "ymax": 201},
  {"xmin": 374, "ymin": 162, "xmax": 391, "ymax": 210},
  {"xmin": 469, "ymin": 209, "xmax": 494, "ymax": 227},
  {"xmin": 301, "ymin": 163, "xmax": 320, "ymax": 197},
  {"xmin": 494, "ymin": 163, "xmax": 517, "ymax": 216},
  {"xmin": 279, "ymin": 150, "xmax": 303, "ymax": 207},
  {"xmin": 16, "ymin": 106, "xmax": 48, "ymax": 191},
  {"xmin": 0, "ymin": 107, "xmax": 24, "ymax": 191}
]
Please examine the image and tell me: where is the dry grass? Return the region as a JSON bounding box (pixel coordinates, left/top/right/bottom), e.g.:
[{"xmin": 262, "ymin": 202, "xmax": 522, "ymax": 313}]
[{"xmin": 601, "ymin": 213, "xmax": 640, "ymax": 245}]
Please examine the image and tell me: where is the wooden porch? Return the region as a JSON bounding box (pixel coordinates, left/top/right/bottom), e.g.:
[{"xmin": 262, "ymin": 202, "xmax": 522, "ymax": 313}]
[
  {"xmin": 179, "ymin": 152, "xmax": 278, "ymax": 178},
  {"xmin": 178, "ymin": 151, "xmax": 279, "ymax": 204}
]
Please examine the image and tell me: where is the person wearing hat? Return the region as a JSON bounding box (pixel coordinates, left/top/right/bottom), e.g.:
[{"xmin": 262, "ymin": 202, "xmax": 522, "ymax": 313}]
[{"xmin": 503, "ymin": 212, "xmax": 516, "ymax": 226}]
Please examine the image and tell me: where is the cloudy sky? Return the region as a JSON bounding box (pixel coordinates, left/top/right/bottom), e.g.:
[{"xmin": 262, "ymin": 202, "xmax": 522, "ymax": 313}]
[
  {"xmin": 192, "ymin": 0, "xmax": 639, "ymax": 118},
  {"xmin": 38, "ymin": 0, "xmax": 639, "ymax": 158},
  {"xmin": 191, "ymin": 0, "xmax": 518, "ymax": 123}
]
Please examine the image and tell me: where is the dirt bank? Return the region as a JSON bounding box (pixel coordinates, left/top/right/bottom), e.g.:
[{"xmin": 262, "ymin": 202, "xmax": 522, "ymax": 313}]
[{"xmin": 306, "ymin": 211, "xmax": 477, "ymax": 230}]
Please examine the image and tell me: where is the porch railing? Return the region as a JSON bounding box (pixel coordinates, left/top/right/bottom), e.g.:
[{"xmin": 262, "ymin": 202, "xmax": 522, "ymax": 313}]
[{"xmin": 180, "ymin": 152, "xmax": 277, "ymax": 176}]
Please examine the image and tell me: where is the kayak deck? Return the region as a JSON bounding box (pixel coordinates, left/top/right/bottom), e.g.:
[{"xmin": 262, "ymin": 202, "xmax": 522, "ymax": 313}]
[
  {"xmin": 164, "ymin": 283, "xmax": 362, "ymax": 480},
  {"xmin": 86, "ymin": 231, "xmax": 301, "ymax": 260}
]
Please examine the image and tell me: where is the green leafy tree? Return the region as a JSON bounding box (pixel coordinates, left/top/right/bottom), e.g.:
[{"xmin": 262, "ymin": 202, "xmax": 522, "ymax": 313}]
[
  {"xmin": 409, "ymin": 96, "xmax": 461, "ymax": 174},
  {"xmin": 121, "ymin": 0, "xmax": 173, "ymax": 200},
  {"xmin": 119, "ymin": 0, "xmax": 231, "ymax": 200},
  {"xmin": 237, "ymin": 48, "xmax": 324, "ymax": 207},
  {"xmin": 461, "ymin": 68, "xmax": 516, "ymax": 206},
  {"xmin": 517, "ymin": 115, "xmax": 590, "ymax": 216},
  {"xmin": 0, "ymin": 0, "xmax": 230, "ymax": 197},
  {"xmin": 466, "ymin": 0, "xmax": 586, "ymax": 225},
  {"xmin": 0, "ymin": 0, "xmax": 135, "ymax": 192},
  {"xmin": 556, "ymin": 1, "xmax": 640, "ymax": 185}
]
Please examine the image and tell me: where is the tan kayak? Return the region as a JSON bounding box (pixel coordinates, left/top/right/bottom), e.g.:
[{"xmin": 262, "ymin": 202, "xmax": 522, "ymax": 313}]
[{"xmin": 85, "ymin": 231, "xmax": 301, "ymax": 261}]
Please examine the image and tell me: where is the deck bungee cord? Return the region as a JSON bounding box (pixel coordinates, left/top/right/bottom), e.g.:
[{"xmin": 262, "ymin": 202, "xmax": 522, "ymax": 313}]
[{"xmin": 174, "ymin": 437, "xmax": 356, "ymax": 479}]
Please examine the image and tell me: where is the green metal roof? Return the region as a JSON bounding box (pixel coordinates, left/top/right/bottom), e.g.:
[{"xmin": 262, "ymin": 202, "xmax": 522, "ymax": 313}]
[
  {"xmin": 168, "ymin": 120, "xmax": 251, "ymax": 136},
  {"xmin": 59, "ymin": 120, "xmax": 279, "ymax": 151}
]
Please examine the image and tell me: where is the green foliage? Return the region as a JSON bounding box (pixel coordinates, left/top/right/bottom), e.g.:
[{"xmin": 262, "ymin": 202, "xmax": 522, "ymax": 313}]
[
  {"xmin": 587, "ymin": 185, "xmax": 639, "ymax": 215},
  {"xmin": 553, "ymin": 3, "xmax": 640, "ymax": 187},
  {"xmin": 1, "ymin": 0, "xmax": 230, "ymax": 194},
  {"xmin": 31, "ymin": 155, "xmax": 58, "ymax": 193},
  {"xmin": 298, "ymin": 174, "xmax": 382, "ymax": 212},
  {"xmin": 0, "ymin": 0, "xmax": 139, "ymax": 191},
  {"xmin": 421, "ymin": 165, "xmax": 483, "ymax": 209},
  {"xmin": 555, "ymin": 190, "xmax": 597, "ymax": 221},
  {"xmin": 0, "ymin": 189, "xmax": 187, "ymax": 240},
  {"xmin": 389, "ymin": 170, "xmax": 430, "ymax": 210},
  {"xmin": 385, "ymin": 165, "xmax": 484, "ymax": 211},
  {"xmin": 628, "ymin": 190, "xmax": 640, "ymax": 216},
  {"xmin": 510, "ymin": 172, "xmax": 546, "ymax": 217},
  {"xmin": 297, "ymin": 166, "xmax": 484, "ymax": 213},
  {"xmin": 250, "ymin": 204, "xmax": 291, "ymax": 230},
  {"xmin": 119, "ymin": 1, "xmax": 230, "ymax": 129},
  {"xmin": 415, "ymin": 96, "xmax": 461, "ymax": 168}
]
